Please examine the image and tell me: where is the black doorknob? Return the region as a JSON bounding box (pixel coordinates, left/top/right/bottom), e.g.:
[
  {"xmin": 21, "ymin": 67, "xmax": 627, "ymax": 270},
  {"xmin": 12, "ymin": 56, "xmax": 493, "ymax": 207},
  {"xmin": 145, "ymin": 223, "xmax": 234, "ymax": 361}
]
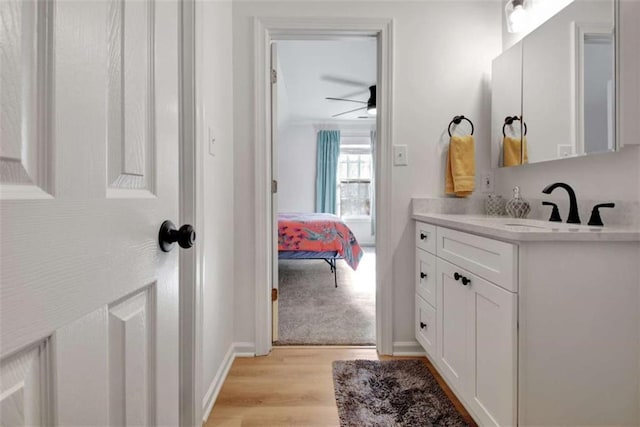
[
  {"xmin": 159, "ymin": 220, "xmax": 196, "ymax": 252},
  {"xmin": 454, "ymin": 272, "xmax": 460, "ymax": 281},
  {"xmin": 420, "ymin": 272, "xmax": 427, "ymax": 279},
  {"xmin": 420, "ymin": 322, "xmax": 427, "ymax": 329},
  {"xmin": 420, "ymin": 233, "xmax": 428, "ymax": 240},
  {"xmin": 461, "ymin": 277, "xmax": 471, "ymax": 286}
]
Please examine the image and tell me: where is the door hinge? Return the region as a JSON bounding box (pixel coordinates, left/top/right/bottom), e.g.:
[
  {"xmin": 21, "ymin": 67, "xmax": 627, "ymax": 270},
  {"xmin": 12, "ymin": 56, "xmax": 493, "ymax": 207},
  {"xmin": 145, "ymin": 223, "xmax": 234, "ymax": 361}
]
[
  {"xmin": 272, "ymin": 179, "xmax": 278, "ymax": 194},
  {"xmin": 272, "ymin": 288, "xmax": 278, "ymax": 301},
  {"xmin": 271, "ymin": 69, "xmax": 277, "ymax": 84}
]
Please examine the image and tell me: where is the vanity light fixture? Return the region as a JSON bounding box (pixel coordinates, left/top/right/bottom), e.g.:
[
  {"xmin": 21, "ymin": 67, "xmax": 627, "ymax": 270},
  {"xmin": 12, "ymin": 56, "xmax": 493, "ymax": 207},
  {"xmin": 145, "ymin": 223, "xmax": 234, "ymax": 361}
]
[
  {"xmin": 505, "ymin": 0, "xmax": 528, "ymax": 33},
  {"xmin": 366, "ymin": 85, "xmax": 377, "ymax": 115}
]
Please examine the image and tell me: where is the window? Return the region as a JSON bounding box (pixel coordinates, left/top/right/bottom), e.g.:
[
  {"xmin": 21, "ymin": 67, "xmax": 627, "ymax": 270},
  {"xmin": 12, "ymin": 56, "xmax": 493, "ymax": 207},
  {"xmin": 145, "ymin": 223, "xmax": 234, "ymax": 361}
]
[{"xmin": 337, "ymin": 148, "xmax": 372, "ymax": 218}]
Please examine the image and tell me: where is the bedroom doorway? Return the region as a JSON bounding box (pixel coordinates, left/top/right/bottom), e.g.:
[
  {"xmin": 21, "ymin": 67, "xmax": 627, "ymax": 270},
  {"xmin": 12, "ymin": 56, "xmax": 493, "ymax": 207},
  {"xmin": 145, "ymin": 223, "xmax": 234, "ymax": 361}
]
[
  {"xmin": 271, "ymin": 38, "xmax": 378, "ymax": 346},
  {"xmin": 253, "ymin": 17, "xmax": 393, "ymax": 356}
]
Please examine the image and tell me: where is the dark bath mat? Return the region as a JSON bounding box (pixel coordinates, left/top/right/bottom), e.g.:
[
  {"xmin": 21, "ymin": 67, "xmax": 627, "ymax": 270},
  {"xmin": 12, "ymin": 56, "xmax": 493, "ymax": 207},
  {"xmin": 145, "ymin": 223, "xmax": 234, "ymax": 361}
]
[{"xmin": 332, "ymin": 359, "xmax": 469, "ymax": 427}]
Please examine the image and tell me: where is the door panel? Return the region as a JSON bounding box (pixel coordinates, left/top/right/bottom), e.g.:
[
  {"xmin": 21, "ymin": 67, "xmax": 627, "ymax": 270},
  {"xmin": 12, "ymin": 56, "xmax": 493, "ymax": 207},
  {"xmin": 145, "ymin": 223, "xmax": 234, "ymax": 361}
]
[
  {"xmin": 0, "ymin": 0, "xmax": 181, "ymax": 424},
  {"xmin": 107, "ymin": 0, "xmax": 155, "ymax": 193},
  {"xmin": 436, "ymin": 258, "xmax": 468, "ymax": 394},
  {"xmin": 466, "ymin": 270, "xmax": 517, "ymax": 427},
  {"xmin": 0, "ymin": 0, "xmax": 53, "ymax": 198},
  {"xmin": 0, "ymin": 342, "xmax": 50, "ymax": 425}
]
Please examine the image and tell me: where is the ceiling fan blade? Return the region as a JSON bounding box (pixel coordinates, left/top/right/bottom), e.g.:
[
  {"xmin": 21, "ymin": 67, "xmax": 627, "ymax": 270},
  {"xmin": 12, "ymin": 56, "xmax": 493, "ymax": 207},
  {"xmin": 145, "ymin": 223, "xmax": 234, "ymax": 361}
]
[
  {"xmin": 332, "ymin": 106, "xmax": 367, "ymax": 118},
  {"xmin": 325, "ymin": 97, "xmax": 367, "ymax": 104},
  {"xmin": 321, "ymin": 75, "xmax": 370, "ymax": 88}
]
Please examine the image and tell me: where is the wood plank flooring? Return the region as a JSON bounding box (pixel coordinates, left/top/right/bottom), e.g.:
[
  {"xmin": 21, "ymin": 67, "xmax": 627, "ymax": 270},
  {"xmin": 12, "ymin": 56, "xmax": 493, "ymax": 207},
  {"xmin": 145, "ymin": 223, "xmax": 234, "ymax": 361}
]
[{"xmin": 204, "ymin": 347, "xmax": 476, "ymax": 427}]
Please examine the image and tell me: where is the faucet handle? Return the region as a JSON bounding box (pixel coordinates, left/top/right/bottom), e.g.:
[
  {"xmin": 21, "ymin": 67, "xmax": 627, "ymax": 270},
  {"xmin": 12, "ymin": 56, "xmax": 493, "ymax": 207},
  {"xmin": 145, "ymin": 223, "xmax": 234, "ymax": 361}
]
[
  {"xmin": 587, "ymin": 203, "xmax": 615, "ymax": 227},
  {"xmin": 542, "ymin": 201, "xmax": 562, "ymax": 222}
]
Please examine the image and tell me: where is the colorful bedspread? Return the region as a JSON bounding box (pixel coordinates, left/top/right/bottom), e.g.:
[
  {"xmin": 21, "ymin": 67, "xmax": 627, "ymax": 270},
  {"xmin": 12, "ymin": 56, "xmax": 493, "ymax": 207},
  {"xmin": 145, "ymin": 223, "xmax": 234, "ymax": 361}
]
[{"xmin": 278, "ymin": 212, "xmax": 363, "ymax": 270}]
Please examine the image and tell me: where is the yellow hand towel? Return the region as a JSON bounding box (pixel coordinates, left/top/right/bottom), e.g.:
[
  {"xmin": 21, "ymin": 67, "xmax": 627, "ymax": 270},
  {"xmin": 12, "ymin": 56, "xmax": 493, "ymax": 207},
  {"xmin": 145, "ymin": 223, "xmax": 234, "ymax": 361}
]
[
  {"xmin": 503, "ymin": 136, "xmax": 528, "ymax": 167},
  {"xmin": 445, "ymin": 135, "xmax": 475, "ymax": 197}
]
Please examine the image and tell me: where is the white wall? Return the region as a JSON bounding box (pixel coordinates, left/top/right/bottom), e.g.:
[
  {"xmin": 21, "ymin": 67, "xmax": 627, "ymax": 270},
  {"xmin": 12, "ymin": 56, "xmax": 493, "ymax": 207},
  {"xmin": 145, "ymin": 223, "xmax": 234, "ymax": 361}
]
[
  {"xmin": 198, "ymin": 0, "xmax": 235, "ymax": 415},
  {"xmin": 233, "ymin": 1, "xmax": 503, "ymax": 348},
  {"xmin": 277, "ymin": 123, "xmax": 316, "ymax": 212}
]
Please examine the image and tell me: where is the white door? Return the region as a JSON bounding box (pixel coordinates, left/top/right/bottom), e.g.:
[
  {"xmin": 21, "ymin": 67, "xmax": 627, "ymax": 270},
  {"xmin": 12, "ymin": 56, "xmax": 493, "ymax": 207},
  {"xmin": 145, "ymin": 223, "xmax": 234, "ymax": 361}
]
[
  {"xmin": 1, "ymin": 1, "xmax": 183, "ymax": 425},
  {"xmin": 270, "ymin": 42, "xmax": 279, "ymax": 342}
]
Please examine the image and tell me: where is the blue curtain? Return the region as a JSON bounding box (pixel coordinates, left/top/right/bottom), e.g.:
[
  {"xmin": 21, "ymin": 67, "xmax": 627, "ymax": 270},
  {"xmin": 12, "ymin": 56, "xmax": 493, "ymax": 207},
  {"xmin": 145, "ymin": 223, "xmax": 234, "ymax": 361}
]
[{"xmin": 315, "ymin": 130, "xmax": 341, "ymax": 214}]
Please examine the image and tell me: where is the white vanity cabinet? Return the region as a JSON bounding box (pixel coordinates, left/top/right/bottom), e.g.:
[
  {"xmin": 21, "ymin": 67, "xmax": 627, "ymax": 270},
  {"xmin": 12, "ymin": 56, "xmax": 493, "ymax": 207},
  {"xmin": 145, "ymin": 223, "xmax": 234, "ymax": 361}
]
[
  {"xmin": 415, "ymin": 222, "xmax": 517, "ymax": 427},
  {"xmin": 414, "ymin": 218, "xmax": 640, "ymax": 427}
]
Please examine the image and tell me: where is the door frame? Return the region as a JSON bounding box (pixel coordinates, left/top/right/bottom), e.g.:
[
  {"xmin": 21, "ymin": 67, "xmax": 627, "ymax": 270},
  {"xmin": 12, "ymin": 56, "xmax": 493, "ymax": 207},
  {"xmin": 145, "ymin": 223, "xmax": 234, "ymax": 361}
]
[
  {"xmin": 179, "ymin": 0, "xmax": 203, "ymax": 425},
  {"xmin": 253, "ymin": 17, "xmax": 394, "ymax": 356}
]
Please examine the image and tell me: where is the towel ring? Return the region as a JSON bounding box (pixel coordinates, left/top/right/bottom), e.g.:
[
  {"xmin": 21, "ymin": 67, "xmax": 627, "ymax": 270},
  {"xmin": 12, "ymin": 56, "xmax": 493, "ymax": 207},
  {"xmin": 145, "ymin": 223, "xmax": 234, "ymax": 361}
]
[
  {"xmin": 448, "ymin": 115, "xmax": 474, "ymax": 137},
  {"xmin": 502, "ymin": 116, "xmax": 528, "ymax": 137}
]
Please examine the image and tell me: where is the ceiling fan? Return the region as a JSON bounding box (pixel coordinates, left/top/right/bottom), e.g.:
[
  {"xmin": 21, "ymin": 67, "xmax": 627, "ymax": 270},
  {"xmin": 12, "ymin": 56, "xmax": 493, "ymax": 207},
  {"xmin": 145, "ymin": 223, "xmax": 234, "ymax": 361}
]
[{"xmin": 324, "ymin": 79, "xmax": 376, "ymax": 118}]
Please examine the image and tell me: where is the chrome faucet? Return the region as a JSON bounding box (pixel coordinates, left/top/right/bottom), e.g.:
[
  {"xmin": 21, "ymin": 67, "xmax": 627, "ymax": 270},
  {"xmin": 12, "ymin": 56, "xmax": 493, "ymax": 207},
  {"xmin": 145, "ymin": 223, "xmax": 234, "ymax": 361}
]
[{"xmin": 542, "ymin": 182, "xmax": 581, "ymax": 224}]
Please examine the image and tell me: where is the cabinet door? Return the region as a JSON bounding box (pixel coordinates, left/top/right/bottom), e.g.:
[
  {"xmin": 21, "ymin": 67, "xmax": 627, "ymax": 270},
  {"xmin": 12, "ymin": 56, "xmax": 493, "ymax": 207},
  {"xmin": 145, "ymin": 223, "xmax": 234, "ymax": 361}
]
[
  {"xmin": 416, "ymin": 248, "xmax": 436, "ymax": 306},
  {"xmin": 464, "ymin": 267, "xmax": 518, "ymax": 427},
  {"xmin": 437, "ymin": 258, "xmax": 517, "ymax": 427},
  {"xmin": 415, "ymin": 296, "xmax": 437, "ymax": 360},
  {"xmin": 436, "ymin": 258, "xmax": 469, "ymax": 395}
]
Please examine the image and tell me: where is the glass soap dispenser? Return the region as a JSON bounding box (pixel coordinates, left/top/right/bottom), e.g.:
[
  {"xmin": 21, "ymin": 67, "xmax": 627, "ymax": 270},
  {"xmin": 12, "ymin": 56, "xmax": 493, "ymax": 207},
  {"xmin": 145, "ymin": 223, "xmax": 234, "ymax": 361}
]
[{"xmin": 506, "ymin": 186, "xmax": 531, "ymax": 218}]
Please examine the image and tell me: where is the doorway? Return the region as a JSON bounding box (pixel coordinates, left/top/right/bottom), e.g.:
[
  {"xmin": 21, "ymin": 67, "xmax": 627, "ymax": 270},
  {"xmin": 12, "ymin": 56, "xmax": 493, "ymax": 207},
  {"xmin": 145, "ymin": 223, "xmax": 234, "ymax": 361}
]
[
  {"xmin": 271, "ymin": 39, "xmax": 378, "ymax": 346},
  {"xmin": 253, "ymin": 17, "xmax": 394, "ymax": 356}
]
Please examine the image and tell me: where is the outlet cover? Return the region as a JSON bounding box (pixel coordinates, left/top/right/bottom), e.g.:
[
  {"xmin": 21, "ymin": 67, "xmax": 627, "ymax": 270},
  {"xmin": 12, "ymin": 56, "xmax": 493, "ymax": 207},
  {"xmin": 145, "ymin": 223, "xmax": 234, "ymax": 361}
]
[{"xmin": 481, "ymin": 171, "xmax": 494, "ymax": 193}]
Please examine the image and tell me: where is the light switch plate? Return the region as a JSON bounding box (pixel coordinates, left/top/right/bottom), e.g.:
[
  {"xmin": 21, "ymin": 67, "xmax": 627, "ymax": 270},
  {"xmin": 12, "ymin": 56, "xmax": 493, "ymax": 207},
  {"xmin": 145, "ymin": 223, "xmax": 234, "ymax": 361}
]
[{"xmin": 394, "ymin": 145, "xmax": 408, "ymax": 166}]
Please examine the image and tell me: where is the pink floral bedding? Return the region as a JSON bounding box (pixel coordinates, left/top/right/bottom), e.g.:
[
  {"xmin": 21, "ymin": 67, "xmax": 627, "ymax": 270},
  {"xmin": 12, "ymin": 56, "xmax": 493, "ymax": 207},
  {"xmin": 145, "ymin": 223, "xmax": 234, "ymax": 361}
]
[{"xmin": 277, "ymin": 212, "xmax": 363, "ymax": 270}]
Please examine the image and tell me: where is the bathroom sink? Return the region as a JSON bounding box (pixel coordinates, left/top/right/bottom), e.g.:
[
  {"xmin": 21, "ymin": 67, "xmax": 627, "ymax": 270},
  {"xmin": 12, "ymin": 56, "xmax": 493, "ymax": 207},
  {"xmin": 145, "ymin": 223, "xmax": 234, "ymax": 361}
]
[
  {"xmin": 502, "ymin": 223, "xmax": 549, "ymax": 230},
  {"xmin": 468, "ymin": 217, "xmax": 596, "ymax": 232}
]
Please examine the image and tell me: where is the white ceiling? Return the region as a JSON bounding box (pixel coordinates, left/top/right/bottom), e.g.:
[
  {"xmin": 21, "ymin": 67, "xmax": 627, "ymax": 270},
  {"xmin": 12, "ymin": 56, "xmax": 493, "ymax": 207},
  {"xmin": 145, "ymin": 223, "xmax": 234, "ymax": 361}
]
[{"xmin": 276, "ymin": 39, "xmax": 377, "ymax": 123}]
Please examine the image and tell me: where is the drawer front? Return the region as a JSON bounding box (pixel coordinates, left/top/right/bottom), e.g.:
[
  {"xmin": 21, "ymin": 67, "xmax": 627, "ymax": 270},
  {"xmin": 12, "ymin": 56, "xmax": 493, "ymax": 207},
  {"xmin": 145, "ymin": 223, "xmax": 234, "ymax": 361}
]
[
  {"xmin": 415, "ymin": 295, "xmax": 437, "ymax": 360},
  {"xmin": 436, "ymin": 226, "xmax": 518, "ymax": 292},
  {"xmin": 416, "ymin": 248, "xmax": 436, "ymax": 306},
  {"xmin": 416, "ymin": 222, "xmax": 436, "ymax": 254}
]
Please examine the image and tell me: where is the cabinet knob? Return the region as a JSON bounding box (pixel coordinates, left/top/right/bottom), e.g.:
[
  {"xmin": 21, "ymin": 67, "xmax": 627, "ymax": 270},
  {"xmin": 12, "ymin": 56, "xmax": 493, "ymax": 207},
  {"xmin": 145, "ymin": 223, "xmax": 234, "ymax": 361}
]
[
  {"xmin": 461, "ymin": 277, "xmax": 471, "ymax": 286},
  {"xmin": 420, "ymin": 232, "xmax": 428, "ymax": 240},
  {"xmin": 420, "ymin": 272, "xmax": 427, "ymax": 279},
  {"xmin": 454, "ymin": 272, "xmax": 461, "ymax": 281},
  {"xmin": 420, "ymin": 322, "xmax": 427, "ymax": 329}
]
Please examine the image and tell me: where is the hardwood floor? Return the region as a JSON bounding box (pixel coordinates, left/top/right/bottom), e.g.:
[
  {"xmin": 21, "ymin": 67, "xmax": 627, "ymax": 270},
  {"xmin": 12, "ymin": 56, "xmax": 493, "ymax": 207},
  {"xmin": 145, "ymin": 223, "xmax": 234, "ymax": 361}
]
[{"xmin": 204, "ymin": 347, "xmax": 476, "ymax": 426}]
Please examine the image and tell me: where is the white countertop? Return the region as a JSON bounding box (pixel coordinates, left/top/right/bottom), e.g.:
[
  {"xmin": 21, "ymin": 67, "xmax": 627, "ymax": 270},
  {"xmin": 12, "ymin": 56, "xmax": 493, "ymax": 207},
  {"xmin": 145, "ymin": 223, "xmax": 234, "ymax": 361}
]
[{"xmin": 412, "ymin": 213, "xmax": 640, "ymax": 242}]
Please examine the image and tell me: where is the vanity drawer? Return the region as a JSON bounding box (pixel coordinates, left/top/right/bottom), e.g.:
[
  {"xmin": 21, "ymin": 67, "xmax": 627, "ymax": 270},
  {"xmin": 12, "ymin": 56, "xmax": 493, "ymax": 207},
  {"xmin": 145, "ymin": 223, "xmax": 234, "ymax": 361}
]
[
  {"xmin": 416, "ymin": 222, "xmax": 436, "ymax": 254},
  {"xmin": 416, "ymin": 295, "xmax": 437, "ymax": 360},
  {"xmin": 436, "ymin": 226, "xmax": 518, "ymax": 292},
  {"xmin": 416, "ymin": 248, "xmax": 436, "ymax": 307}
]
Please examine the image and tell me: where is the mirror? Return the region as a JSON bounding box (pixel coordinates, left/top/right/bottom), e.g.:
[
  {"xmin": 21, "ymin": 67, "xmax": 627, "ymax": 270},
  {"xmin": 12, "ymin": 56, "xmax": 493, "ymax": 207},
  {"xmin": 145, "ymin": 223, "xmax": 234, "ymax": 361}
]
[{"xmin": 492, "ymin": 0, "xmax": 616, "ymax": 167}]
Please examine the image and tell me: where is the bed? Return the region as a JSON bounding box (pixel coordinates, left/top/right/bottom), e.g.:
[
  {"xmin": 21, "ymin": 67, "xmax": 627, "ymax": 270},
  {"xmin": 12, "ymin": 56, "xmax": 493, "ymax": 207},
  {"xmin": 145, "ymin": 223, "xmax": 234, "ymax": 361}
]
[{"xmin": 278, "ymin": 212, "xmax": 363, "ymax": 287}]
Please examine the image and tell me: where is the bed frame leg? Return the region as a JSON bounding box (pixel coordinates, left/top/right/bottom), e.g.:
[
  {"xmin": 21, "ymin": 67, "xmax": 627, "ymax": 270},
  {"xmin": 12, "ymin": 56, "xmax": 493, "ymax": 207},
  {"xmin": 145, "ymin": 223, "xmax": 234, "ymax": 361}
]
[{"xmin": 323, "ymin": 258, "xmax": 339, "ymax": 288}]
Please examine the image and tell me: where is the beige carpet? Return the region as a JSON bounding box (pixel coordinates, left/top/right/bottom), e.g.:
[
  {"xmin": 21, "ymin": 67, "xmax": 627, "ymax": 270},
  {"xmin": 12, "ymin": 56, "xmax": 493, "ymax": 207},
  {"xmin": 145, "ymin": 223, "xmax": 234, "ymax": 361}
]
[{"xmin": 276, "ymin": 248, "xmax": 375, "ymax": 345}]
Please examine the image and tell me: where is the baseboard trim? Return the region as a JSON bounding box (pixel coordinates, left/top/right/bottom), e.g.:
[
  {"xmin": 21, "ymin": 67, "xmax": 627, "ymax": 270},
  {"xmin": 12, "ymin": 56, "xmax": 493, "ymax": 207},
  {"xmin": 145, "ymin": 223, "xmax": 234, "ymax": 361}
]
[
  {"xmin": 392, "ymin": 341, "xmax": 425, "ymax": 356},
  {"xmin": 233, "ymin": 341, "xmax": 256, "ymax": 357},
  {"xmin": 202, "ymin": 344, "xmax": 235, "ymax": 422},
  {"xmin": 201, "ymin": 341, "xmax": 257, "ymax": 422}
]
